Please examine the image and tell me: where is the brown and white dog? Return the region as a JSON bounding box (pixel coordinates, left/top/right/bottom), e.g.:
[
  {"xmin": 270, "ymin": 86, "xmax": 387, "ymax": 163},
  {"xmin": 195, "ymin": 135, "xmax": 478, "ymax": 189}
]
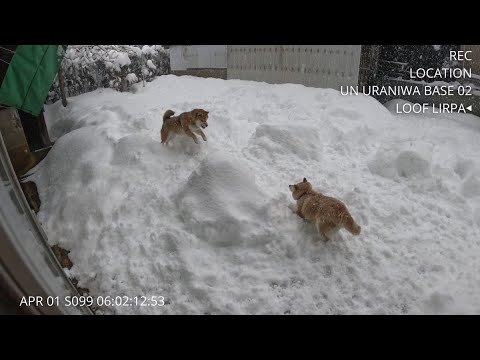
[
  {"xmin": 161, "ymin": 109, "xmax": 209, "ymax": 145},
  {"xmin": 289, "ymin": 177, "xmax": 361, "ymax": 241}
]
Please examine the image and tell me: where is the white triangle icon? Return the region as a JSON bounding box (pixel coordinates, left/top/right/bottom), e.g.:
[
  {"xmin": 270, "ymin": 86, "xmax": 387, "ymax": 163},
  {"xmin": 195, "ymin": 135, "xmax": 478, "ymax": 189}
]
[{"xmin": 467, "ymin": 105, "xmax": 472, "ymax": 112}]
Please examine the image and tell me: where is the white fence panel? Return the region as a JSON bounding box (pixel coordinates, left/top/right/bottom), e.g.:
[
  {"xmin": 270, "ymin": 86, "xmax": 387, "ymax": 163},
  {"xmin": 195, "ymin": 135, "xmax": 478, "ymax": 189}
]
[{"xmin": 227, "ymin": 45, "xmax": 361, "ymax": 90}]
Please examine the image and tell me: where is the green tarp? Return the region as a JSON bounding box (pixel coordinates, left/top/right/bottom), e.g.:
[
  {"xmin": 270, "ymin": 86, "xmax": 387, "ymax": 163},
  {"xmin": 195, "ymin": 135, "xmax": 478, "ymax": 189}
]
[{"xmin": 0, "ymin": 45, "xmax": 68, "ymax": 116}]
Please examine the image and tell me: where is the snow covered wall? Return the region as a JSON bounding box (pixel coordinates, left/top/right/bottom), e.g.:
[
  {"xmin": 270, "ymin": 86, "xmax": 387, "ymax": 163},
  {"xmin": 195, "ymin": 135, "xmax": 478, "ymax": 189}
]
[{"xmin": 30, "ymin": 75, "xmax": 480, "ymax": 314}]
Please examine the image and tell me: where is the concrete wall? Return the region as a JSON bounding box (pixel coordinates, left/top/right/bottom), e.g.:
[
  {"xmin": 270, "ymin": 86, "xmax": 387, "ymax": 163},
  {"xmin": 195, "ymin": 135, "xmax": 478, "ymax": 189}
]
[{"xmin": 226, "ymin": 45, "xmax": 362, "ymax": 90}]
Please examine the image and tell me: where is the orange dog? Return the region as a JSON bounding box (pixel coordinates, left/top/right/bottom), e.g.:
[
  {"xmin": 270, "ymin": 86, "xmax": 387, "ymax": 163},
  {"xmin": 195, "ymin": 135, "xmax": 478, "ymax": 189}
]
[
  {"xmin": 289, "ymin": 177, "xmax": 361, "ymax": 241},
  {"xmin": 161, "ymin": 109, "xmax": 209, "ymax": 145}
]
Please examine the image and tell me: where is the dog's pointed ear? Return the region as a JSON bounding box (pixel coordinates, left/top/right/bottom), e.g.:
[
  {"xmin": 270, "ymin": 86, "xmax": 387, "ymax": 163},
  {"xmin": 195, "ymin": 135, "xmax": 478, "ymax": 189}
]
[{"xmin": 303, "ymin": 177, "xmax": 307, "ymax": 183}]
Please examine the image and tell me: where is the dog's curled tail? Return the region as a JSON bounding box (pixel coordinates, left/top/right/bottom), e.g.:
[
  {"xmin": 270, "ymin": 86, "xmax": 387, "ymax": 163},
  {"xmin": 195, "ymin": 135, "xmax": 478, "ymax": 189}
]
[
  {"xmin": 344, "ymin": 214, "xmax": 361, "ymax": 235},
  {"xmin": 163, "ymin": 109, "xmax": 175, "ymax": 122}
]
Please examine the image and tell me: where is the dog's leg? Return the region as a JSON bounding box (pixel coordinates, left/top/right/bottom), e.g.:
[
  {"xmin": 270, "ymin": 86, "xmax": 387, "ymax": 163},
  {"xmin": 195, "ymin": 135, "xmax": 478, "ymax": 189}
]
[
  {"xmin": 195, "ymin": 129, "xmax": 207, "ymax": 142},
  {"xmin": 166, "ymin": 133, "xmax": 176, "ymax": 145},
  {"xmin": 317, "ymin": 221, "xmax": 336, "ymax": 242},
  {"xmin": 295, "ymin": 203, "xmax": 309, "ymax": 222},
  {"xmin": 183, "ymin": 127, "xmax": 199, "ymax": 144},
  {"xmin": 161, "ymin": 129, "xmax": 167, "ymax": 144},
  {"xmin": 315, "ymin": 221, "xmax": 327, "ymax": 241},
  {"xmin": 162, "ymin": 133, "xmax": 171, "ymax": 145},
  {"xmin": 295, "ymin": 208, "xmax": 305, "ymax": 220}
]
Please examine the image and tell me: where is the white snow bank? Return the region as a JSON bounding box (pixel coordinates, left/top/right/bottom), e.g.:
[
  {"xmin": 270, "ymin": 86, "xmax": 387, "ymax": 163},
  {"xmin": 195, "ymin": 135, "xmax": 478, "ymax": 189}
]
[
  {"xmin": 31, "ymin": 75, "xmax": 480, "ymax": 314},
  {"xmin": 462, "ymin": 173, "xmax": 480, "ymax": 198},
  {"xmin": 176, "ymin": 152, "xmax": 271, "ymax": 247},
  {"xmin": 368, "ymin": 141, "xmax": 433, "ymax": 180}
]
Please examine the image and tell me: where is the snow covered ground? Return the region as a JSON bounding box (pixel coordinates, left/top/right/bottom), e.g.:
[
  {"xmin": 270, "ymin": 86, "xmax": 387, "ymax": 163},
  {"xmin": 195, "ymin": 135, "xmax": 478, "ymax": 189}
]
[{"xmin": 30, "ymin": 75, "xmax": 480, "ymax": 314}]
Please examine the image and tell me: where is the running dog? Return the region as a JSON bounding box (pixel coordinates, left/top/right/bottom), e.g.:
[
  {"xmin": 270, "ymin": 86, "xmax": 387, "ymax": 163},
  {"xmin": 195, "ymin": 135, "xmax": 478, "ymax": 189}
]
[{"xmin": 161, "ymin": 109, "xmax": 209, "ymax": 145}]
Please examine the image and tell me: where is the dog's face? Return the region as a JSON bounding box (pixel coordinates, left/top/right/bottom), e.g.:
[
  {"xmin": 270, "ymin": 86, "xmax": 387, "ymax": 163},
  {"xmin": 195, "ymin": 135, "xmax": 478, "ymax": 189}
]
[
  {"xmin": 192, "ymin": 109, "xmax": 209, "ymax": 129},
  {"xmin": 289, "ymin": 177, "xmax": 312, "ymax": 200}
]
